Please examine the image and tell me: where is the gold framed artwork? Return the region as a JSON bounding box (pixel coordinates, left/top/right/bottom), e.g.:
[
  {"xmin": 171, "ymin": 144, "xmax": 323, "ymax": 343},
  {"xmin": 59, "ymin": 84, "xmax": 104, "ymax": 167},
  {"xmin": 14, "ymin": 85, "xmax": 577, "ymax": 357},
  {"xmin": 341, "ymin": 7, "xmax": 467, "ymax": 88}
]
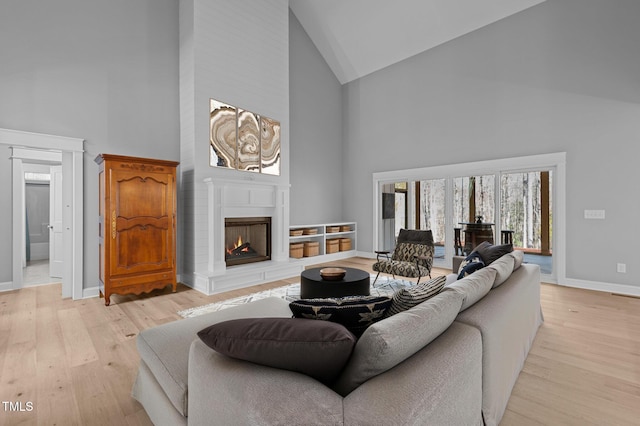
[{"xmin": 209, "ymin": 98, "xmax": 281, "ymax": 175}]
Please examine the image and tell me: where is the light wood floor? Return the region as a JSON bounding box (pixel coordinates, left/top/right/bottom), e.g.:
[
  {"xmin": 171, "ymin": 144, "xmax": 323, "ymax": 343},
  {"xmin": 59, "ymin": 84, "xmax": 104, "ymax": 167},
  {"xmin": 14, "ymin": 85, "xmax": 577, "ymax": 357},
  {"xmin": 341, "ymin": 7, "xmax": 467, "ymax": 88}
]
[{"xmin": 1, "ymin": 257, "xmax": 639, "ymax": 425}]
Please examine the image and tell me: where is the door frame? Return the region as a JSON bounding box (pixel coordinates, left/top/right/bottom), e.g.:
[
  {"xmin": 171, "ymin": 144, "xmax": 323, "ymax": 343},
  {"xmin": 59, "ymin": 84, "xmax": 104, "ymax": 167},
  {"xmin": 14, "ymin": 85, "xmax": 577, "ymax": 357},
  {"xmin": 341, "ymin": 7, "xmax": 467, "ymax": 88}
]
[
  {"xmin": 372, "ymin": 152, "xmax": 566, "ymax": 285},
  {"xmin": 1, "ymin": 128, "xmax": 84, "ymax": 299},
  {"xmin": 49, "ymin": 165, "xmax": 64, "ymax": 279}
]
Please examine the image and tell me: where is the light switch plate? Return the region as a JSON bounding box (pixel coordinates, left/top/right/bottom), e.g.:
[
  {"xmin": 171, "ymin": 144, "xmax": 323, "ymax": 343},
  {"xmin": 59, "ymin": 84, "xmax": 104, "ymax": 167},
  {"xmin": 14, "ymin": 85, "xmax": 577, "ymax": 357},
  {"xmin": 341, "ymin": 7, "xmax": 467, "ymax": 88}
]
[{"xmin": 584, "ymin": 209, "xmax": 605, "ymax": 219}]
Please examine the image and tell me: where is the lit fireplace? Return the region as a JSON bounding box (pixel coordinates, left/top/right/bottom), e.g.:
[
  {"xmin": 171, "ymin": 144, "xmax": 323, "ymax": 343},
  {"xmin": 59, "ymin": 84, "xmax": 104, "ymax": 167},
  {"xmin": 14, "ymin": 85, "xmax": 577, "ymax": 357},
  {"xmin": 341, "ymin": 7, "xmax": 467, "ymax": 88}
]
[{"xmin": 224, "ymin": 217, "xmax": 271, "ymax": 266}]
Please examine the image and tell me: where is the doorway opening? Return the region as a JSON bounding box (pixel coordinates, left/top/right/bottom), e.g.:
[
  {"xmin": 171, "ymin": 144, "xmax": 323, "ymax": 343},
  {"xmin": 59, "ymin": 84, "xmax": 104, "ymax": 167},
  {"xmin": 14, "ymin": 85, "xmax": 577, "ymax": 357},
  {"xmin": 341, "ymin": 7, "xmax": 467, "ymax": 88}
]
[
  {"xmin": 23, "ymin": 165, "xmax": 63, "ymax": 286},
  {"xmin": 2, "ymin": 128, "xmax": 84, "ymax": 299}
]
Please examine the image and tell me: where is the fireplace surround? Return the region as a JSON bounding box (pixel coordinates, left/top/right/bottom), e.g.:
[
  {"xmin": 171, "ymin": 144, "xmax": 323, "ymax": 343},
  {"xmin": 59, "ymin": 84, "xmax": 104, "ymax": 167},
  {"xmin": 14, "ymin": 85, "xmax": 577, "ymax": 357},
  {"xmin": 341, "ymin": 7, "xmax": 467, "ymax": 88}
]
[{"xmin": 194, "ymin": 178, "xmax": 302, "ymax": 295}]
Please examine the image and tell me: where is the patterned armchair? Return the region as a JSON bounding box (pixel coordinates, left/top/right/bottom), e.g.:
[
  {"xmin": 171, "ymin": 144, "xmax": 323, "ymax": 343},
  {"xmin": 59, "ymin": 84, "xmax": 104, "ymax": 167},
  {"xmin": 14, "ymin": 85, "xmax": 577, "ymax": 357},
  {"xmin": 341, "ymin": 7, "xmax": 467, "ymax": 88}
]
[{"xmin": 372, "ymin": 229, "xmax": 434, "ymax": 285}]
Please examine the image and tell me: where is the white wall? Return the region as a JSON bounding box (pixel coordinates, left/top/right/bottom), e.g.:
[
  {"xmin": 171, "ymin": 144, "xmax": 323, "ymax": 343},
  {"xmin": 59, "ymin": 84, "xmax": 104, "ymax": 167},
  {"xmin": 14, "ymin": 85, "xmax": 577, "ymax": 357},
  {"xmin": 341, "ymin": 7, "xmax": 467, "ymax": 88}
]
[
  {"xmin": 179, "ymin": 0, "xmax": 290, "ymax": 286},
  {"xmin": 0, "ymin": 0, "xmax": 180, "ymax": 287},
  {"xmin": 289, "ymin": 10, "xmax": 344, "ymax": 225},
  {"xmin": 342, "ymin": 0, "xmax": 640, "ymax": 288}
]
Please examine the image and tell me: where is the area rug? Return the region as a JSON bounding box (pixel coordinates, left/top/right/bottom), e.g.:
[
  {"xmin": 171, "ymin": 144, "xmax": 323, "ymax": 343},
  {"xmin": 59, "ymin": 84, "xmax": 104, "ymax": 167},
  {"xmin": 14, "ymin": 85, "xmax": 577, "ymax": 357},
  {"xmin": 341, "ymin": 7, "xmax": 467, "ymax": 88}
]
[{"xmin": 177, "ymin": 276, "xmax": 413, "ymax": 319}]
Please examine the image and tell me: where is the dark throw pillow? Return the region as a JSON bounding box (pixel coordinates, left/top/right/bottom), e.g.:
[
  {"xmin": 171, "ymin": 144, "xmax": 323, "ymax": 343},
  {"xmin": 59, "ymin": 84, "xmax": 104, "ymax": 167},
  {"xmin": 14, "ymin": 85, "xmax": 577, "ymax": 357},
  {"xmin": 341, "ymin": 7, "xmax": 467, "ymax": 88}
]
[
  {"xmin": 289, "ymin": 296, "xmax": 392, "ymax": 337},
  {"xmin": 197, "ymin": 317, "xmax": 356, "ymax": 385},
  {"xmin": 385, "ymin": 275, "xmax": 447, "ymax": 317},
  {"xmin": 457, "ymin": 252, "xmax": 485, "ymax": 279},
  {"xmin": 474, "ymin": 241, "xmax": 514, "ymax": 265}
]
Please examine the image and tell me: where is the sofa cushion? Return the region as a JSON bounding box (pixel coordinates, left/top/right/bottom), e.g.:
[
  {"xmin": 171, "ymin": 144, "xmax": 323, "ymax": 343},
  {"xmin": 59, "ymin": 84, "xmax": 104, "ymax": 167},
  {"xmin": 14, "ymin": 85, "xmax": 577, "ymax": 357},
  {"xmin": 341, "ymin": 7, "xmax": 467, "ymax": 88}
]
[
  {"xmin": 384, "ymin": 275, "xmax": 446, "ymax": 317},
  {"xmin": 457, "ymin": 252, "xmax": 485, "ymax": 279},
  {"xmin": 445, "ymin": 267, "xmax": 497, "ymax": 311},
  {"xmin": 136, "ymin": 297, "xmax": 292, "ymax": 417},
  {"xmin": 289, "ymin": 296, "xmax": 392, "ymax": 336},
  {"xmin": 197, "ymin": 317, "xmax": 356, "ymax": 385},
  {"xmin": 332, "ymin": 290, "xmax": 464, "ymax": 396},
  {"xmin": 487, "ymin": 254, "xmax": 516, "ymax": 288},
  {"xmin": 510, "ymin": 249, "xmax": 524, "ymax": 270},
  {"xmin": 474, "ymin": 241, "xmax": 513, "ymax": 265}
]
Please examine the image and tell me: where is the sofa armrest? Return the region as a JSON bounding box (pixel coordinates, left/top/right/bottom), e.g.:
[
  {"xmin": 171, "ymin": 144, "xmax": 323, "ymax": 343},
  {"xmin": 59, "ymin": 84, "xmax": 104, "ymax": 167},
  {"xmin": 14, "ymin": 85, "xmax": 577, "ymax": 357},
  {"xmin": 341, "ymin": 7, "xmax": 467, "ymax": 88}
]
[
  {"xmin": 452, "ymin": 255, "xmax": 465, "ymax": 273},
  {"xmin": 344, "ymin": 322, "xmax": 483, "ymax": 426},
  {"xmin": 188, "ymin": 339, "xmax": 344, "ymax": 425},
  {"xmin": 455, "ymin": 264, "xmax": 543, "ymax": 426}
]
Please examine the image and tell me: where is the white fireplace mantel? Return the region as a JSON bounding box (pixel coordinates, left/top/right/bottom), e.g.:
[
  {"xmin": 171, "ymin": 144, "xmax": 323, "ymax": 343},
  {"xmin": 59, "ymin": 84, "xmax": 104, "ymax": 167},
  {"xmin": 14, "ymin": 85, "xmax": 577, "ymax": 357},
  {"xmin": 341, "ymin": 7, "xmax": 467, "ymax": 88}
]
[{"xmin": 193, "ymin": 177, "xmax": 301, "ymax": 294}]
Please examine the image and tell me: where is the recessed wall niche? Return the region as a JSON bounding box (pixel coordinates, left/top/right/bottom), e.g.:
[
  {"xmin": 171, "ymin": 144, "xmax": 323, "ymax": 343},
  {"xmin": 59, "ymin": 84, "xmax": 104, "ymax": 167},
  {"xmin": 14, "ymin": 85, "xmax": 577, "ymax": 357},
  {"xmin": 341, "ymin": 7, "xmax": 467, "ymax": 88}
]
[{"xmin": 209, "ymin": 98, "xmax": 281, "ymax": 175}]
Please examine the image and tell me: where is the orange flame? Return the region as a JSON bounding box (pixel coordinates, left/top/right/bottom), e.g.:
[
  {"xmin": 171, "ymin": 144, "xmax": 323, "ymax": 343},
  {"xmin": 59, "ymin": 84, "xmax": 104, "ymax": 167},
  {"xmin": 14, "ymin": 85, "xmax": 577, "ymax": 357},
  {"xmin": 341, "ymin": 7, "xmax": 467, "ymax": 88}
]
[{"xmin": 227, "ymin": 235, "xmax": 249, "ymax": 255}]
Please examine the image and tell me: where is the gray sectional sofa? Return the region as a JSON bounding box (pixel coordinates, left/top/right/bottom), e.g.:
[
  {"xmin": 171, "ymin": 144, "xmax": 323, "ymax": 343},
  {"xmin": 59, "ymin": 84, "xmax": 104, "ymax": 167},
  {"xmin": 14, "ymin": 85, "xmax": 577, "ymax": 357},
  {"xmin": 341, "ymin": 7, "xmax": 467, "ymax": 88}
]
[{"xmin": 132, "ymin": 250, "xmax": 542, "ymax": 426}]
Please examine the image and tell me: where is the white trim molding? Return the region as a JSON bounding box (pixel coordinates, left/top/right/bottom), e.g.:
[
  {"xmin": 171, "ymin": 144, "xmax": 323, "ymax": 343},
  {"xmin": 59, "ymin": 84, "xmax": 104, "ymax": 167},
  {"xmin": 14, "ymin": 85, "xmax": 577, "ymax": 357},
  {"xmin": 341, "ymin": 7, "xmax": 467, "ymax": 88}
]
[{"xmin": 1, "ymin": 128, "xmax": 84, "ymax": 300}]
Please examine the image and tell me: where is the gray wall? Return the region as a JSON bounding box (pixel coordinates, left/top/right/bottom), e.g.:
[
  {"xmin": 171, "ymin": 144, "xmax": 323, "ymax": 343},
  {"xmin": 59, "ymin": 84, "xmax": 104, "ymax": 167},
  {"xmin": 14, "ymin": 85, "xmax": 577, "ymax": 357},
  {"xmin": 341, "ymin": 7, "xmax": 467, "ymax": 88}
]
[
  {"xmin": 342, "ymin": 0, "xmax": 640, "ymax": 287},
  {"xmin": 0, "ymin": 0, "xmax": 180, "ymax": 287},
  {"xmin": 1, "ymin": 0, "xmax": 637, "ymax": 291},
  {"xmin": 289, "ymin": 10, "xmax": 344, "ymax": 225}
]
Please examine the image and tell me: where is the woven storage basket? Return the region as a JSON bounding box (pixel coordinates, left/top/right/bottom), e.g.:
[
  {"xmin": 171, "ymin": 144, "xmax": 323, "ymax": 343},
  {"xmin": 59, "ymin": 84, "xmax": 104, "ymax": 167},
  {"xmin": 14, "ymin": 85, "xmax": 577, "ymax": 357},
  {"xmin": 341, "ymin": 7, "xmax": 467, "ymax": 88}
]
[
  {"xmin": 290, "ymin": 243, "xmax": 304, "ymax": 259},
  {"xmin": 339, "ymin": 238, "xmax": 352, "ymax": 251},
  {"xmin": 303, "ymin": 241, "xmax": 319, "ymax": 257},
  {"xmin": 326, "ymin": 239, "xmax": 340, "ymax": 254}
]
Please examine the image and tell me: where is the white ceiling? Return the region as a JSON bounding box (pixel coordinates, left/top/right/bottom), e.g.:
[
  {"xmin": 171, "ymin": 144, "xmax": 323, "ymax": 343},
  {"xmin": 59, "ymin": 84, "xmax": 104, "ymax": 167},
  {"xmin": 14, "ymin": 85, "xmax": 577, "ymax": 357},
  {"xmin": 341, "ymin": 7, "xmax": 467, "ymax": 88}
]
[{"xmin": 290, "ymin": 0, "xmax": 546, "ymax": 84}]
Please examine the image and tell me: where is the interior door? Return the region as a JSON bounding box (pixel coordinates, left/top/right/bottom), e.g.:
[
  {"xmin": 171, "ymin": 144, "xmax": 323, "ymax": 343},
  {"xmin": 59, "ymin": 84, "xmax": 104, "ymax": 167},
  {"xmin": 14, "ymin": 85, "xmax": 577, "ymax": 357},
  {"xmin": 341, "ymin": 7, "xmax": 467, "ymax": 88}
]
[{"xmin": 49, "ymin": 165, "xmax": 63, "ymax": 278}]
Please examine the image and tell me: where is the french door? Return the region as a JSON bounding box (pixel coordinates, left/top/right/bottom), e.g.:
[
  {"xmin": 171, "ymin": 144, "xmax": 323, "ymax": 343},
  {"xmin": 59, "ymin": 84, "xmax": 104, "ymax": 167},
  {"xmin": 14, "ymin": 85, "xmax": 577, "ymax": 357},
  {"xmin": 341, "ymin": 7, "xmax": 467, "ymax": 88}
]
[{"xmin": 376, "ymin": 158, "xmax": 558, "ymax": 282}]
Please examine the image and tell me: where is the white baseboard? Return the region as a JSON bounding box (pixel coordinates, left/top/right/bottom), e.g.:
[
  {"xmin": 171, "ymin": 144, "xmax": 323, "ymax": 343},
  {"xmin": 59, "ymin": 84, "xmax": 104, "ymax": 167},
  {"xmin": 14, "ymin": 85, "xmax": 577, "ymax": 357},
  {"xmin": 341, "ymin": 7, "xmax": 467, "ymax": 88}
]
[
  {"xmin": 356, "ymin": 251, "xmax": 376, "ymax": 259},
  {"xmin": 83, "ymin": 286, "xmax": 100, "ymax": 299},
  {"xmin": 0, "ymin": 281, "xmax": 14, "ymax": 292},
  {"xmin": 562, "ymin": 278, "xmax": 640, "ymax": 298}
]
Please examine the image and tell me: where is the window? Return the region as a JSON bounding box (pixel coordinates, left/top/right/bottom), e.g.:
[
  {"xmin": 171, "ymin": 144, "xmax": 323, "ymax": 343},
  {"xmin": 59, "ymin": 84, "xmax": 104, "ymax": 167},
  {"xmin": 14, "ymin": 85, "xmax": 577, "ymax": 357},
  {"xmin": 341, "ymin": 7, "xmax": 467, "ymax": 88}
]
[{"xmin": 373, "ymin": 153, "xmax": 565, "ymax": 282}]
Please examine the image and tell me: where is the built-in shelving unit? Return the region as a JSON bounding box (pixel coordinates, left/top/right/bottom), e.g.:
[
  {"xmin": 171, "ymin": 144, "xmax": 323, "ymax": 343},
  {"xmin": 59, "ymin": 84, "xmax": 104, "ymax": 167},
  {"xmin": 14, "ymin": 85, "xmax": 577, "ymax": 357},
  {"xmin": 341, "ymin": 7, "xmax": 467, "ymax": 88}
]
[{"xmin": 289, "ymin": 222, "xmax": 357, "ymax": 264}]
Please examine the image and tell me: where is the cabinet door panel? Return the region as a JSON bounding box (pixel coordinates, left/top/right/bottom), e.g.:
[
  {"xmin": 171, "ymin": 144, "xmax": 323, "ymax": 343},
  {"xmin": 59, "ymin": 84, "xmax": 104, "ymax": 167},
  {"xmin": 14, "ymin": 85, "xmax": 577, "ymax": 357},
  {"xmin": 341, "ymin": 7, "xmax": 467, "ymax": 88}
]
[
  {"xmin": 109, "ymin": 169, "xmax": 175, "ymax": 275},
  {"xmin": 115, "ymin": 174, "xmax": 169, "ymax": 217},
  {"xmin": 116, "ymin": 226, "xmax": 170, "ymax": 271}
]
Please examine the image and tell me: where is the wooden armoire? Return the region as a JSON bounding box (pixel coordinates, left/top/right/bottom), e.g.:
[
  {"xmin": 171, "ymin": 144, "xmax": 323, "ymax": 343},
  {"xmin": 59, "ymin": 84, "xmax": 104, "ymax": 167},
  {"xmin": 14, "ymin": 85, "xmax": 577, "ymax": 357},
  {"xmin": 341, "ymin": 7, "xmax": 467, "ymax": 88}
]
[{"xmin": 95, "ymin": 154, "xmax": 179, "ymax": 306}]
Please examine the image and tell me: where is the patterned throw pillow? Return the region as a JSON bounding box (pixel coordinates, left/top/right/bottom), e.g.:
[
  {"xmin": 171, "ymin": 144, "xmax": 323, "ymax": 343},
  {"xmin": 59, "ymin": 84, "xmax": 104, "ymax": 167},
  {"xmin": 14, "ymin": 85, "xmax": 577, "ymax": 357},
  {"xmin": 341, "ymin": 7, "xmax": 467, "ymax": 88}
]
[
  {"xmin": 384, "ymin": 275, "xmax": 447, "ymax": 317},
  {"xmin": 457, "ymin": 253, "xmax": 485, "ymax": 279},
  {"xmin": 289, "ymin": 296, "xmax": 392, "ymax": 337}
]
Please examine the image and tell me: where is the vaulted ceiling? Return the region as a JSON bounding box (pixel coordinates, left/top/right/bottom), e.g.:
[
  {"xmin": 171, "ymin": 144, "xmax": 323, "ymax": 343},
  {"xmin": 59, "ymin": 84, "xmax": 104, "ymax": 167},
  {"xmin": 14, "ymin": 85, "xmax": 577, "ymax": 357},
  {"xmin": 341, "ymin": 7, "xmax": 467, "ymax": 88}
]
[{"xmin": 289, "ymin": 0, "xmax": 546, "ymax": 84}]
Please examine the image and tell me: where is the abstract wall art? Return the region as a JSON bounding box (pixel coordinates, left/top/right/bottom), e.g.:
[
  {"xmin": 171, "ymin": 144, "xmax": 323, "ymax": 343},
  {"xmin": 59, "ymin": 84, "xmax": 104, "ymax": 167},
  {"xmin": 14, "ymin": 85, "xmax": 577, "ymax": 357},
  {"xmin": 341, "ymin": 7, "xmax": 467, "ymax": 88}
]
[
  {"xmin": 209, "ymin": 98, "xmax": 280, "ymax": 176},
  {"xmin": 260, "ymin": 115, "xmax": 281, "ymax": 175},
  {"xmin": 237, "ymin": 108, "xmax": 261, "ymax": 173},
  {"xmin": 209, "ymin": 99, "xmax": 238, "ymax": 169}
]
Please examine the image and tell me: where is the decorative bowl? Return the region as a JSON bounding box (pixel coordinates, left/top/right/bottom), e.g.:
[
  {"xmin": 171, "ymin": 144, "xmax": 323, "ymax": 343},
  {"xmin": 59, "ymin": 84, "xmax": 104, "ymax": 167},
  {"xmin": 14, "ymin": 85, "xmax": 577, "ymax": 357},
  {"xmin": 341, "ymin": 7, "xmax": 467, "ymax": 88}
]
[{"xmin": 320, "ymin": 267, "xmax": 346, "ymax": 281}]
